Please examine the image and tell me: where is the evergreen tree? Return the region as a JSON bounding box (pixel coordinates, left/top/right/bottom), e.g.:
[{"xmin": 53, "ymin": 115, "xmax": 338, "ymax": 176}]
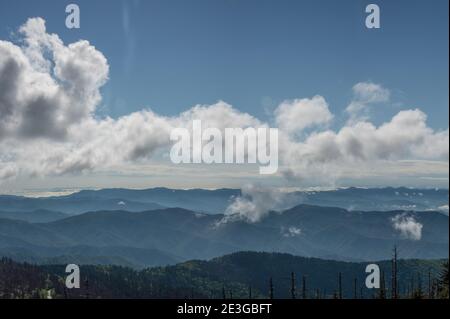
[
  {"xmin": 428, "ymin": 269, "xmax": 432, "ymax": 299},
  {"xmin": 85, "ymin": 277, "xmax": 90, "ymax": 299},
  {"xmin": 438, "ymin": 260, "xmax": 449, "ymax": 299},
  {"xmin": 222, "ymin": 284, "xmax": 226, "ymax": 299},
  {"xmin": 269, "ymin": 277, "xmax": 274, "ymax": 300},
  {"xmin": 338, "ymin": 272, "xmax": 342, "ymax": 299},
  {"xmin": 302, "ymin": 275, "xmax": 307, "ymax": 299},
  {"xmin": 413, "ymin": 274, "xmax": 424, "ymax": 299},
  {"xmin": 290, "ymin": 272, "xmax": 296, "ymax": 299},
  {"xmin": 378, "ymin": 271, "xmax": 386, "ymax": 299},
  {"xmin": 391, "ymin": 246, "xmax": 398, "ymax": 299}
]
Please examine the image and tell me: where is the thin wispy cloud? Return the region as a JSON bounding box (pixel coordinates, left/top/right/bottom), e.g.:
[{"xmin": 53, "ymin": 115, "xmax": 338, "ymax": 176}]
[{"xmin": 346, "ymin": 82, "xmax": 390, "ymax": 123}]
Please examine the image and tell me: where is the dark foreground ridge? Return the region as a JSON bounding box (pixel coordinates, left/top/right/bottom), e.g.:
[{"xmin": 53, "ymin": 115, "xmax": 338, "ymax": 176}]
[{"xmin": 1, "ymin": 251, "xmax": 448, "ymax": 299}]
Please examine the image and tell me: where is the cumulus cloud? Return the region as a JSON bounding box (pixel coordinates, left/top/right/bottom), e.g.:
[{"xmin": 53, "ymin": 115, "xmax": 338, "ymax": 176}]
[
  {"xmin": 281, "ymin": 109, "xmax": 449, "ymax": 182},
  {"xmin": 0, "ymin": 18, "xmax": 108, "ymax": 141},
  {"xmin": 391, "ymin": 213, "xmax": 423, "ymax": 241},
  {"xmin": 346, "ymin": 82, "xmax": 390, "ymax": 123},
  {"xmin": 274, "ymin": 96, "xmax": 333, "ymax": 134},
  {"xmin": 0, "ymin": 18, "xmax": 266, "ymax": 180},
  {"xmin": 0, "ymin": 18, "xmax": 448, "ymax": 190},
  {"xmin": 177, "ymin": 101, "xmax": 263, "ymax": 130}
]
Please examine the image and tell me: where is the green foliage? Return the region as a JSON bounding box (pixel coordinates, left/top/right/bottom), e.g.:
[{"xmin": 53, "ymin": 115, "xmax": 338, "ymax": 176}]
[
  {"xmin": 0, "ymin": 253, "xmax": 447, "ymax": 299},
  {"xmin": 438, "ymin": 260, "xmax": 449, "ymax": 298}
]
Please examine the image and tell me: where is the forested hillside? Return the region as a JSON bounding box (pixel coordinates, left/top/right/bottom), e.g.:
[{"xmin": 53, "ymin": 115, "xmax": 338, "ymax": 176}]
[
  {"xmin": 1, "ymin": 252, "xmax": 448, "ymax": 299},
  {"xmin": 1, "ymin": 205, "xmax": 448, "ymax": 265}
]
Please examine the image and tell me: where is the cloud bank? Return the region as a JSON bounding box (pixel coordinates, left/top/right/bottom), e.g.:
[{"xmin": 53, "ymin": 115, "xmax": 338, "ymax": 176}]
[{"xmin": 0, "ymin": 18, "xmax": 448, "ymax": 190}]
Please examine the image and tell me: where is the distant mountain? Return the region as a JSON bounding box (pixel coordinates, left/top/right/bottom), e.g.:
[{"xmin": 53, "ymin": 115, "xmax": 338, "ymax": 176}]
[
  {"xmin": 68, "ymin": 187, "xmax": 240, "ymax": 213},
  {"xmin": 0, "ymin": 209, "xmax": 67, "ymax": 223},
  {"xmin": 1, "ymin": 251, "xmax": 447, "ymax": 299},
  {"xmin": 297, "ymin": 187, "xmax": 449, "ymax": 213},
  {"xmin": 0, "ymin": 205, "xmax": 447, "ymax": 265},
  {"xmin": 0, "ymin": 194, "xmax": 164, "ymax": 215},
  {"xmin": 0, "ymin": 245, "xmax": 180, "ymax": 268},
  {"xmin": 0, "ymin": 187, "xmax": 447, "ymax": 215}
]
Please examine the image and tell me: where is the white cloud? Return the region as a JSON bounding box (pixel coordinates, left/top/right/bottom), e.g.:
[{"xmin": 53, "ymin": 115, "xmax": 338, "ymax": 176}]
[
  {"xmin": 0, "ymin": 18, "xmax": 265, "ymax": 180},
  {"xmin": 281, "ymin": 109, "xmax": 449, "ymax": 182},
  {"xmin": 391, "ymin": 213, "xmax": 423, "ymax": 241},
  {"xmin": 282, "ymin": 226, "xmax": 302, "ymax": 237},
  {"xmin": 274, "ymin": 96, "xmax": 333, "ymax": 134},
  {"xmin": 0, "ymin": 18, "xmax": 448, "ymax": 189},
  {"xmin": 220, "ymin": 185, "xmax": 300, "ymax": 223},
  {"xmin": 352, "ymin": 82, "xmax": 390, "ymax": 104},
  {"xmin": 346, "ymin": 82, "xmax": 390, "ymax": 123},
  {"xmin": 0, "ymin": 18, "xmax": 108, "ymax": 141},
  {"xmin": 437, "ymin": 205, "xmax": 449, "ymax": 216},
  {"xmin": 0, "ymin": 163, "xmax": 17, "ymax": 181}
]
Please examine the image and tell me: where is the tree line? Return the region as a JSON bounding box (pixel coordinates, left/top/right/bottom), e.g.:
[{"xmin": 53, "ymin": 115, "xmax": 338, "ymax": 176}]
[{"xmin": 0, "ymin": 251, "xmax": 448, "ymax": 299}]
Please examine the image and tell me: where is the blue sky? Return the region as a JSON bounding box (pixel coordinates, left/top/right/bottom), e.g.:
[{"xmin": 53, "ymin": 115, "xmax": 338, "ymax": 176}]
[
  {"xmin": 0, "ymin": 0, "xmax": 448, "ymax": 193},
  {"xmin": 0, "ymin": 0, "xmax": 448, "ymax": 129}
]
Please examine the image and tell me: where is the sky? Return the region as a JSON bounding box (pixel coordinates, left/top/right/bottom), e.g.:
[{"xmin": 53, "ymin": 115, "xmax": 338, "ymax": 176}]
[{"xmin": 0, "ymin": 0, "xmax": 448, "ymax": 194}]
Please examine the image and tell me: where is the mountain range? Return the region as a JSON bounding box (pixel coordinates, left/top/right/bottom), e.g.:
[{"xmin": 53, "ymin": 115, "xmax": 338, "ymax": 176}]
[
  {"xmin": 0, "ymin": 203, "xmax": 448, "ymax": 267},
  {"xmin": 1, "ymin": 187, "xmax": 448, "ymax": 216}
]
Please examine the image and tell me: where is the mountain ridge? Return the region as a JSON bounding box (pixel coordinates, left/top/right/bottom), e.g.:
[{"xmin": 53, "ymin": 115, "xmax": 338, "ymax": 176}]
[
  {"xmin": 0, "ymin": 205, "xmax": 447, "ymax": 265},
  {"xmin": 1, "ymin": 251, "xmax": 447, "ymax": 299},
  {"xmin": 1, "ymin": 187, "xmax": 447, "ymax": 215}
]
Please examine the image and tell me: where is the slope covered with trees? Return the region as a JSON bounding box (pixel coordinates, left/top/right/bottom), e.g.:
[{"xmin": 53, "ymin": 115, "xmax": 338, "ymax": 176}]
[
  {"xmin": 1, "ymin": 205, "xmax": 448, "ymax": 264},
  {"xmin": 1, "ymin": 252, "xmax": 448, "ymax": 299}
]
